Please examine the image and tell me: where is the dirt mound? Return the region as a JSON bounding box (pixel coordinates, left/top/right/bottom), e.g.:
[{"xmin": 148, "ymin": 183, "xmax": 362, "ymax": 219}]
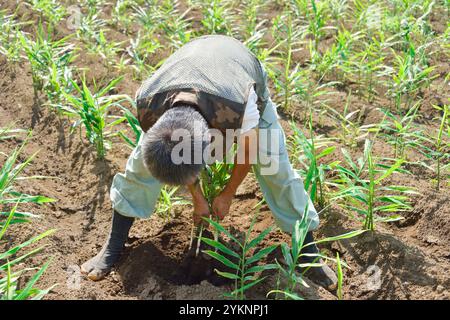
[
  {"xmin": 328, "ymin": 228, "xmax": 450, "ymax": 300},
  {"xmin": 414, "ymin": 192, "xmax": 450, "ymax": 248}
]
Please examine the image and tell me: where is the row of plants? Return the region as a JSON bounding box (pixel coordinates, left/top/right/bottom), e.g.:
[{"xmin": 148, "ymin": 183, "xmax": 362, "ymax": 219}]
[{"xmin": 0, "ymin": 133, "xmax": 56, "ymax": 299}]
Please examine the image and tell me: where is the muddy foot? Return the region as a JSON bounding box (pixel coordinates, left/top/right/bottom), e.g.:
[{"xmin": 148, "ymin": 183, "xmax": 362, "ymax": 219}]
[
  {"xmin": 81, "ymin": 246, "xmax": 123, "ymax": 281},
  {"xmin": 303, "ymin": 262, "xmax": 338, "ymax": 291}
]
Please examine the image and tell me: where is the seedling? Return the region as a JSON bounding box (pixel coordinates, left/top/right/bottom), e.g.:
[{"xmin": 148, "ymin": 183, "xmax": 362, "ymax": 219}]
[
  {"xmin": 0, "ymin": 10, "xmax": 28, "ymax": 63},
  {"xmin": 387, "ymin": 44, "xmax": 436, "ymax": 112},
  {"xmin": 19, "ymin": 23, "xmax": 75, "ymax": 102},
  {"xmin": 200, "ymin": 0, "xmax": 234, "ymax": 35},
  {"xmin": 304, "ymin": 0, "xmax": 335, "ymax": 57},
  {"xmin": 414, "ymin": 103, "xmax": 449, "ymax": 191},
  {"xmin": 271, "ymin": 13, "xmax": 304, "ymax": 110},
  {"xmin": 126, "ymin": 33, "xmax": 162, "ymax": 80},
  {"xmin": 111, "ymin": 0, "xmax": 134, "ymax": 33},
  {"xmin": 87, "ymin": 30, "xmax": 124, "ymax": 70},
  {"xmin": 0, "ymin": 140, "xmax": 56, "ymax": 300},
  {"xmin": 201, "ymin": 215, "xmax": 278, "ymax": 300},
  {"xmin": 288, "ymin": 120, "xmax": 339, "ymax": 208},
  {"xmin": 378, "ymin": 102, "xmax": 423, "ymax": 159},
  {"xmin": 61, "ymin": 76, "xmax": 133, "ymax": 159},
  {"xmin": 26, "ymin": 0, "xmax": 67, "ymax": 26},
  {"xmin": 0, "ymin": 203, "xmax": 56, "ymax": 300},
  {"xmin": 0, "ymin": 137, "xmax": 55, "ymax": 206},
  {"xmin": 331, "ymin": 140, "xmax": 417, "ymax": 230},
  {"xmin": 325, "ymin": 92, "xmax": 379, "ymax": 148},
  {"xmin": 267, "ymin": 213, "xmax": 364, "ymax": 300},
  {"xmin": 155, "ymin": 186, "xmax": 191, "ymax": 222}
]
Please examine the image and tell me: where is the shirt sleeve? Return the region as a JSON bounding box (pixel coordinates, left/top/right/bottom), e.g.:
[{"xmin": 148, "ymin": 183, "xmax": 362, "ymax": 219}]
[{"xmin": 240, "ymin": 86, "xmax": 260, "ymax": 134}]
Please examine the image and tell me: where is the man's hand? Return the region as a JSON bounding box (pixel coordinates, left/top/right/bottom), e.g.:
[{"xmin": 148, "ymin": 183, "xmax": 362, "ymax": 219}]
[
  {"xmin": 187, "ymin": 179, "xmax": 210, "ymax": 226},
  {"xmin": 211, "ymin": 192, "xmax": 233, "ymax": 221},
  {"xmin": 192, "ymin": 195, "xmax": 210, "ymax": 226}
]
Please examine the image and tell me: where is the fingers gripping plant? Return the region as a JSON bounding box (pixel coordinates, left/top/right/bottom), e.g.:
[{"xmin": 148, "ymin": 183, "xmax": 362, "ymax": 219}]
[
  {"xmin": 192, "ymin": 159, "xmax": 235, "ymax": 255},
  {"xmin": 331, "ymin": 140, "xmax": 417, "ymax": 230},
  {"xmin": 201, "ymin": 216, "xmax": 278, "ymax": 300}
]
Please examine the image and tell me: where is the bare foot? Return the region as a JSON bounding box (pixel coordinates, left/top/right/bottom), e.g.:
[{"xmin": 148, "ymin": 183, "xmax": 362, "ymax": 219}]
[{"xmin": 81, "ymin": 245, "xmax": 123, "ymax": 281}]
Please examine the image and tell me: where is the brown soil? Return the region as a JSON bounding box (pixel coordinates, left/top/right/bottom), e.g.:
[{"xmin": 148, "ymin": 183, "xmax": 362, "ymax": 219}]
[{"xmin": 0, "ymin": 0, "xmax": 449, "ymax": 300}]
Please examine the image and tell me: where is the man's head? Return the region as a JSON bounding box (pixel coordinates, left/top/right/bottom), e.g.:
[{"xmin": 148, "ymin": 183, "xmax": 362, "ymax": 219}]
[{"xmin": 141, "ymin": 105, "xmax": 210, "ymax": 185}]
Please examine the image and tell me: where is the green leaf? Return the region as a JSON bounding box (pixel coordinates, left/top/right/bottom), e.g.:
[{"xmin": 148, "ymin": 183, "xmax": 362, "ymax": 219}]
[
  {"xmin": 0, "ymin": 229, "xmax": 56, "ymax": 260},
  {"xmin": 267, "ymin": 290, "xmax": 303, "ymax": 300},
  {"xmin": 307, "ymin": 229, "xmax": 366, "ymax": 247},
  {"xmin": 203, "ymin": 217, "xmax": 240, "ymax": 245},
  {"xmin": 230, "ymin": 276, "xmax": 266, "ymax": 296},
  {"xmin": 336, "ymin": 253, "xmax": 343, "ymax": 300},
  {"xmin": 245, "ymin": 244, "xmax": 278, "ymax": 266},
  {"xmin": 245, "ymin": 263, "xmax": 278, "ymax": 275},
  {"xmin": 14, "ymin": 258, "xmax": 53, "ymax": 300},
  {"xmin": 200, "ymin": 237, "xmax": 240, "ymax": 259},
  {"xmin": 245, "ymin": 226, "xmax": 273, "ymax": 253},
  {"xmin": 202, "ymin": 250, "xmax": 239, "ymax": 270},
  {"xmin": 214, "ymin": 269, "xmax": 239, "ymax": 280},
  {"xmin": 375, "ymin": 158, "xmax": 404, "ymax": 184}
]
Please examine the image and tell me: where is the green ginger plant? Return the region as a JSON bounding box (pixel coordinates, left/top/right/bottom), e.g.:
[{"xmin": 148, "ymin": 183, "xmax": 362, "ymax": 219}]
[
  {"xmin": 26, "ymin": 0, "xmax": 67, "ymax": 27},
  {"xmin": 414, "ymin": 103, "xmax": 449, "ymax": 191},
  {"xmin": 0, "ymin": 139, "xmax": 56, "ymax": 299},
  {"xmin": 325, "ymin": 92, "xmax": 379, "ymax": 148},
  {"xmin": 155, "ymin": 186, "xmax": 191, "ymax": 222},
  {"xmin": 199, "ymin": 0, "xmax": 235, "ymax": 36},
  {"xmin": 201, "ymin": 214, "xmax": 278, "ymax": 300},
  {"xmin": 0, "ymin": 10, "xmax": 28, "ymax": 63},
  {"xmin": 61, "ymin": 76, "xmax": 133, "ymax": 159},
  {"xmin": 19, "ymin": 23, "xmax": 75, "ymax": 103},
  {"xmin": 288, "ymin": 120, "xmax": 339, "ymax": 209},
  {"xmin": 331, "ymin": 140, "xmax": 417, "ymax": 230},
  {"xmin": 267, "ymin": 213, "xmax": 364, "ymax": 300},
  {"xmin": 387, "ymin": 43, "xmax": 436, "ymax": 112},
  {"xmin": 378, "ymin": 102, "xmax": 423, "ymax": 160}
]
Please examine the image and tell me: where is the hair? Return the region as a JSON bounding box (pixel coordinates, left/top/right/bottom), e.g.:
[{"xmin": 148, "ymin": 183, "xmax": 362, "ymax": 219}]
[{"xmin": 141, "ymin": 105, "xmax": 210, "ymax": 185}]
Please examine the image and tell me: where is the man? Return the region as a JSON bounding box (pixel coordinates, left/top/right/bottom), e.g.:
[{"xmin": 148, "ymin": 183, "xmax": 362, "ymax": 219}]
[{"xmin": 81, "ymin": 35, "xmax": 337, "ymax": 290}]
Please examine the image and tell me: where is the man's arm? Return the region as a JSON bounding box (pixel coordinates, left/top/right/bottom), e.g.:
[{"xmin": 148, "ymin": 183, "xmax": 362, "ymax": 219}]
[{"xmin": 212, "ymin": 129, "xmax": 258, "ymax": 219}]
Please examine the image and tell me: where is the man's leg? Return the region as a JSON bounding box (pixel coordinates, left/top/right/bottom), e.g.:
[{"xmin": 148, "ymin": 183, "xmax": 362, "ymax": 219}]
[
  {"xmin": 81, "ymin": 136, "xmax": 162, "ymax": 280},
  {"xmin": 253, "ymin": 98, "xmax": 337, "ymax": 290}
]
